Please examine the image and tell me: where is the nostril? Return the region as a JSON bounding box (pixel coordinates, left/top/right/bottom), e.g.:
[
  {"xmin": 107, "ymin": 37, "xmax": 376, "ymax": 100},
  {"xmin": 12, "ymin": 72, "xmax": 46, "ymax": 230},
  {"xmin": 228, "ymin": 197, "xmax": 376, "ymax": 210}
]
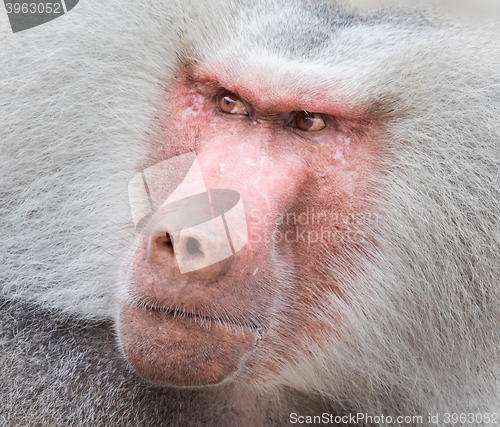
[
  {"xmin": 186, "ymin": 237, "xmax": 202, "ymax": 255},
  {"xmin": 158, "ymin": 233, "xmax": 174, "ymax": 254}
]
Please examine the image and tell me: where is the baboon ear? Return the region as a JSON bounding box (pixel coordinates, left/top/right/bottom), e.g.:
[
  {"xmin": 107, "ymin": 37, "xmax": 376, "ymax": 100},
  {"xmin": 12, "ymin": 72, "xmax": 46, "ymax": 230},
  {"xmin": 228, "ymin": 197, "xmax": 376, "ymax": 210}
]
[{"xmin": 5, "ymin": 0, "xmax": 79, "ymax": 33}]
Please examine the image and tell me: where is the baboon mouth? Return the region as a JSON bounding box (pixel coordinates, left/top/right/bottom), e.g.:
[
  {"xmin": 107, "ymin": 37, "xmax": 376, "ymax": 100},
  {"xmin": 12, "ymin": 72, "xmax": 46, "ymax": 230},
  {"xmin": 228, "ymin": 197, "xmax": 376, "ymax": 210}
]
[
  {"xmin": 119, "ymin": 302, "xmax": 262, "ymax": 387},
  {"xmin": 136, "ymin": 301, "xmax": 262, "ymax": 331}
]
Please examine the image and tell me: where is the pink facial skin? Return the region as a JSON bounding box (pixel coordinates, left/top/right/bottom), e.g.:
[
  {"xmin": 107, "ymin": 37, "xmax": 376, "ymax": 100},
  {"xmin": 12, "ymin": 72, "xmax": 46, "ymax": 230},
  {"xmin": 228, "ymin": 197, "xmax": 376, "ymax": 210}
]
[{"xmin": 118, "ymin": 64, "xmax": 385, "ymax": 387}]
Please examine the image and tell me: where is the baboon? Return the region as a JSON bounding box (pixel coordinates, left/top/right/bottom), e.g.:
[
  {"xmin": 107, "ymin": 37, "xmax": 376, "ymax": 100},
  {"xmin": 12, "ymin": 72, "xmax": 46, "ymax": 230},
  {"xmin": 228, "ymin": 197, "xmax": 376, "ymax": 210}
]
[{"xmin": 1, "ymin": 0, "xmax": 500, "ymax": 425}]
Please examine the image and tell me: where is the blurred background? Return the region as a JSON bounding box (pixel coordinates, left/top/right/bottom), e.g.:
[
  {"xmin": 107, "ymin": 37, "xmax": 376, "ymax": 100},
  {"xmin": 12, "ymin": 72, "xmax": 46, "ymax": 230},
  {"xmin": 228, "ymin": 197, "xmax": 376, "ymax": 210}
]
[{"xmin": 353, "ymin": 0, "xmax": 500, "ymax": 22}]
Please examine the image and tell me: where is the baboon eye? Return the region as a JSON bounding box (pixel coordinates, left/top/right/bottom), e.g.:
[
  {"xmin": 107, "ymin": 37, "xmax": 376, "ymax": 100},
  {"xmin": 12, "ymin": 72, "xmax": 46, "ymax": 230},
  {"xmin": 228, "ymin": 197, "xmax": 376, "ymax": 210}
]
[
  {"xmin": 293, "ymin": 112, "xmax": 326, "ymax": 132},
  {"xmin": 218, "ymin": 92, "xmax": 247, "ymax": 115}
]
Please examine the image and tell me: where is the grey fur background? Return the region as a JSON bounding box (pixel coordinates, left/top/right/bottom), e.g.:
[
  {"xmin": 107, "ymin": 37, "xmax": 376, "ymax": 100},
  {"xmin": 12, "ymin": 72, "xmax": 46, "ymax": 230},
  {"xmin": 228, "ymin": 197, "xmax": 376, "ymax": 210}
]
[{"xmin": 355, "ymin": 0, "xmax": 500, "ymax": 21}]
